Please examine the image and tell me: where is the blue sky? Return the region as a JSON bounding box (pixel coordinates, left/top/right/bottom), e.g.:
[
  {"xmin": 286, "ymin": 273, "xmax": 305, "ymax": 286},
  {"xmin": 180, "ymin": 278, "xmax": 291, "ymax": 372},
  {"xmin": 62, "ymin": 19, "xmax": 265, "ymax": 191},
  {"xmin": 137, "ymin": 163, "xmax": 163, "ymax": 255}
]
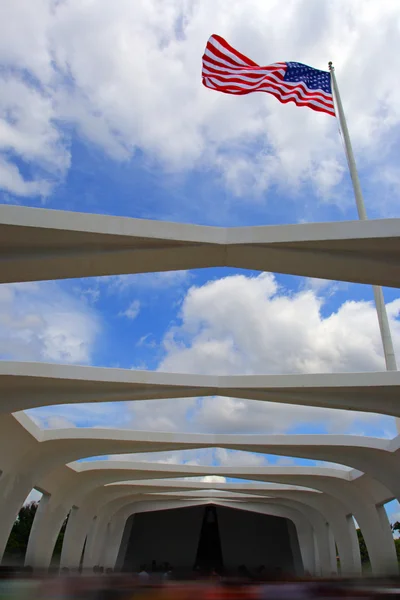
[{"xmin": 1, "ymin": 0, "xmax": 400, "ymax": 522}]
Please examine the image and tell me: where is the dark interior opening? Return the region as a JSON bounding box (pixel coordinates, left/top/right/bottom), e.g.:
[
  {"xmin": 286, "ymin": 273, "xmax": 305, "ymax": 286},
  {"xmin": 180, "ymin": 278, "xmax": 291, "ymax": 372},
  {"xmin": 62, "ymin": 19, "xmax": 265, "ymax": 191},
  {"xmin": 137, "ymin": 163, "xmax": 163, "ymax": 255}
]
[
  {"xmin": 194, "ymin": 505, "xmax": 223, "ymax": 572},
  {"xmin": 118, "ymin": 504, "xmax": 302, "ymax": 576}
]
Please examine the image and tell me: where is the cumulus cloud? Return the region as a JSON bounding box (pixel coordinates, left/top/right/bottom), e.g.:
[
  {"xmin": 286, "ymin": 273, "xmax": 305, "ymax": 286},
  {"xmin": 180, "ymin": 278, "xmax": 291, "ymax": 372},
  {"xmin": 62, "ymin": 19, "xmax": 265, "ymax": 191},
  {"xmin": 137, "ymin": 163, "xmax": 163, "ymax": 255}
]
[
  {"xmin": 106, "ymin": 448, "xmax": 217, "ymax": 466},
  {"xmin": 0, "ymin": 281, "xmax": 100, "ymax": 363},
  {"xmin": 118, "ymin": 300, "xmax": 141, "ymax": 320},
  {"xmin": 2, "ymin": 0, "xmax": 400, "ymax": 203},
  {"xmin": 159, "ymin": 273, "xmax": 400, "ymax": 375},
  {"xmin": 105, "ymin": 447, "xmax": 268, "ymax": 468},
  {"xmin": 101, "ymin": 271, "xmax": 191, "ymax": 294},
  {"xmin": 38, "ymin": 415, "xmax": 76, "ymax": 429},
  {"xmin": 0, "ymin": 71, "xmax": 70, "ymax": 197},
  {"xmin": 184, "ymin": 476, "xmax": 227, "ymax": 485},
  {"xmin": 147, "ymin": 272, "xmax": 398, "ymax": 436},
  {"xmin": 28, "ymin": 401, "xmax": 132, "ymax": 430},
  {"xmin": 0, "ymin": 157, "xmax": 51, "ymax": 198},
  {"xmin": 128, "ymin": 397, "xmax": 197, "ymax": 432}
]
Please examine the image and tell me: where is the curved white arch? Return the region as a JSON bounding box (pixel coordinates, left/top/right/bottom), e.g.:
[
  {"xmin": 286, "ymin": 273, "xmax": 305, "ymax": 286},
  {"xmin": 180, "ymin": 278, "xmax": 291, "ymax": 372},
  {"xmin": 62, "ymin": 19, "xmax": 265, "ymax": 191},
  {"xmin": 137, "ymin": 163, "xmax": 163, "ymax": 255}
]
[
  {"xmin": 2, "ymin": 205, "xmax": 400, "ymax": 578},
  {"xmin": 2, "ymin": 361, "xmax": 400, "ymax": 417},
  {"xmin": 28, "ymin": 460, "xmax": 397, "ymax": 574},
  {"xmin": 72, "ymin": 484, "xmax": 362, "ymax": 574},
  {"xmin": 66, "ymin": 496, "xmax": 317, "ymax": 575},
  {"xmin": 1, "ymin": 413, "xmax": 399, "ymax": 569},
  {"xmin": 4, "ymin": 412, "xmax": 400, "ymax": 505}
]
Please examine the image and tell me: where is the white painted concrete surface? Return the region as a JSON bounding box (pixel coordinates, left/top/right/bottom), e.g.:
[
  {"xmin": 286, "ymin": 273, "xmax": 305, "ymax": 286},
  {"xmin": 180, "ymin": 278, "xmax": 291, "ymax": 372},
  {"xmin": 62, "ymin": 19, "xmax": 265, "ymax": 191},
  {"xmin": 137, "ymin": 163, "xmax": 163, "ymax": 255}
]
[{"xmin": 0, "ymin": 206, "xmax": 399, "ymax": 575}]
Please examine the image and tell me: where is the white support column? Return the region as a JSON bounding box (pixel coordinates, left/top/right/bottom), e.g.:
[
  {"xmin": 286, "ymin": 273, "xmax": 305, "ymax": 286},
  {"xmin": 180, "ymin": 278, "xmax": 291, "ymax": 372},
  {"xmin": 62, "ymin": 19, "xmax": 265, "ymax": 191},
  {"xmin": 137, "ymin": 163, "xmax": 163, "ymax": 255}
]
[
  {"xmin": 98, "ymin": 522, "xmax": 111, "ymax": 568},
  {"xmin": 59, "ymin": 506, "xmax": 80, "ymax": 569},
  {"xmin": 115, "ymin": 514, "xmax": 136, "ymax": 571},
  {"xmin": 103, "ymin": 516, "xmax": 128, "ymax": 570},
  {"xmin": 351, "ymin": 504, "xmax": 398, "ymax": 575},
  {"xmin": 346, "ymin": 515, "xmax": 362, "ymax": 576},
  {"xmin": 285, "ymin": 493, "xmax": 361, "ymax": 576},
  {"xmin": 25, "ymin": 504, "xmax": 69, "ymax": 569},
  {"xmin": 81, "ymin": 516, "xmax": 98, "ymax": 571},
  {"xmin": 84, "ymin": 517, "xmax": 110, "ymax": 569},
  {"xmin": 269, "ymin": 498, "xmax": 333, "ymax": 576},
  {"xmin": 328, "ymin": 524, "xmax": 338, "ymax": 575},
  {"xmin": 281, "ymin": 477, "xmax": 396, "ymax": 575},
  {"xmin": 24, "ymin": 491, "xmax": 51, "ymax": 567},
  {"xmin": 0, "ymin": 474, "xmax": 34, "ymax": 563}
]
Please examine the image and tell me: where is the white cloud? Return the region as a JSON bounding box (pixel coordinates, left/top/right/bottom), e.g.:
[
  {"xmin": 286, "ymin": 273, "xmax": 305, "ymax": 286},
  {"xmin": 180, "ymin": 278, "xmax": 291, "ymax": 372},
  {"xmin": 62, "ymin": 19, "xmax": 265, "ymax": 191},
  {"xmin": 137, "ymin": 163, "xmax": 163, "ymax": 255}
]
[
  {"xmin": 152, "ymin": 272, "xmax": 399, "ymax": 435},
  {"xmin": 214, "ymin": 448, "xmax": 268, "ymax": 468},
  {"xmin": 191, "ymin": 476, "xmax": 227, "ymax": 484},
  {"xmin": 185, "ymin": 395, "xmax": 394, "ymax": 436},
  {"xmin": 100, "ymin": 271, "xmax": 191, "ymax": 294},
  {"xmin": 106, "ymin": 448, "xmax": 217, "ymax": 466},
  {"xmin": 0, "ymin": 157, "xmax": 51, "ymax": 198},
  {"xmin": 2, "ymin": 0, "xmax": 400, "ymax": 203},
  {"xmin": 41, "ymin": 415, "xmax": 76, "ymax": 429},
  {"xmin": 119, "ymin": 300, "xmax": 141, "ymax": 320},
  {"xmin": 0, "ymin": 72, "xmax": 70, "ymax": 197},
  {"xmin": 106, "ymin": 447, "xmax": 268, "ymax": 467},
  {"xmin": 28, "ymin": 401, "xmax": 132, "ymax": 430},
  {"xmin": 0, "ymin": 281, "xmax": 100, "ymax": 363},
  {"xmin": 159, "ymin": 273, "xmax": 400, "ymax": 375},
  {"xmin": 128, "ymin": 397, "xmax": 197, "ymax": 432}
]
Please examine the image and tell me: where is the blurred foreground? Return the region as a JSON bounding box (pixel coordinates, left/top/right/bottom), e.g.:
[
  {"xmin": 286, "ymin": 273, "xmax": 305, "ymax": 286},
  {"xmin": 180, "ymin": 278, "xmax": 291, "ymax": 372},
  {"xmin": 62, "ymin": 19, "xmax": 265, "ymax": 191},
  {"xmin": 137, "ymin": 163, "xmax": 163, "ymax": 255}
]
[{"xmin": 0, "ymin": 568, "xmax": 400, "ymax": 600}]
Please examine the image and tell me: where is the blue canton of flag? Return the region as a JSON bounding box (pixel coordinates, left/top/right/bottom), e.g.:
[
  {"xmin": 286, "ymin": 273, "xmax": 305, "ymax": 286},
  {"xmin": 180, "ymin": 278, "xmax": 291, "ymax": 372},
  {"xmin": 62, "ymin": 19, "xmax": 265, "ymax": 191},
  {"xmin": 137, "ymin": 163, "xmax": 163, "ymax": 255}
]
[{"xmin": 284, "ymin": 62, "xmax": 332, "ymax": 95}]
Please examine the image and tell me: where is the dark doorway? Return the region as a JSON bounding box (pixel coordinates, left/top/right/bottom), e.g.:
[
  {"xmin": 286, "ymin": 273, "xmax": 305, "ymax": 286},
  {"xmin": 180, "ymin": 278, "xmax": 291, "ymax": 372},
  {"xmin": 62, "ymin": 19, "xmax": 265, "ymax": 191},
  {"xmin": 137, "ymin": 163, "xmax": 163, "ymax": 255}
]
[
  {"xmin": 119, "ymin": 504, "xmax": 302, "ymax": 575},
  {"xmin": 194, "ymin": 505, "xmax": 223, "ymax": 572}
]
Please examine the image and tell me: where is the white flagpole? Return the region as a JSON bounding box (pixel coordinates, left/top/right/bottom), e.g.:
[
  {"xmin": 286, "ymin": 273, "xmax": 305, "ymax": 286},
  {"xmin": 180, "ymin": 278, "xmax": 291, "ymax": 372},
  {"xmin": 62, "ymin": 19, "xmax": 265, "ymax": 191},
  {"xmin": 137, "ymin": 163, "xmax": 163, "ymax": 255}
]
[{"xmin": 328, "ymin": 63, "xmax": 398, "ymax": 376}]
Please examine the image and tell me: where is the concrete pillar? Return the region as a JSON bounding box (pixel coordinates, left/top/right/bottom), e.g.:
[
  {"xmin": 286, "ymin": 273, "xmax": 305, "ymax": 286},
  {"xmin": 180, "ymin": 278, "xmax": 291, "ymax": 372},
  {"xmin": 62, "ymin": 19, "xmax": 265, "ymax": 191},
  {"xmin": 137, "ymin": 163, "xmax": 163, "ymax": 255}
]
[
  {"xmin": 59, "ymin": 506, "xmax": 80, "ymax": 569},
  {"xmin": 377, "ymin": 504, "xmax": 396, "ymax": 546},
  {"xmin": 25, "ymin": 504, "xmax": 69, "ymax": 569},
  {"xmin": 103, "ymin": 516, "xmax": 127, "ymax": 570},
  {"xmin": 315, "ymin": 503, "xmax": 360, "ymax": 575},
  {"xmin": 115, "ymin": 514, "xmax": 135, "ymax": 571},
  {"xmin": 328, "ymin": 524, "xmax": 338, "ymax": 575},
  {"xmin": 81, "ymin": 516, "xmax": 97, "ymax": 570},
  {"xmin": 277, "ymin": 493, "xmax": 361, "ymax": 576},
  {"xmin": 98, "ymin": 522, "xmax": 111, "ymax": 567},
  {"xmin": 83, "ymin": 516, "xmax": 109, "ymax": 570},
  {"xmin": 352, "ymin": 503, "xmax": 398, "ymax": 575},
  {"xmin": 297, "ymin": 522, "xmax": 315, "ymax": 575},
  {"xmin": 24, "ymin": 492, "xmax": 51, "ymax": 567},
  {"xmin": 346, "ymin": 515, "xmax": 362, "ymax": 576},
  {"xmin": 272, "ymin": 498, "xmax": 333, "ymax": 576},
  {"xmin": 0, "ymin": 474, "xmax": 34, "ymax": 563},
  {"xmin": 311, "ymin": 518, "xmax": 331, "ymax": 576},
  {"xmin": 287, "ymin": 519, "xmax": 304, "ymax": 576},
  {"xmin": 290, "ymin": 478, "xmax": 397, "ymax": 576}
]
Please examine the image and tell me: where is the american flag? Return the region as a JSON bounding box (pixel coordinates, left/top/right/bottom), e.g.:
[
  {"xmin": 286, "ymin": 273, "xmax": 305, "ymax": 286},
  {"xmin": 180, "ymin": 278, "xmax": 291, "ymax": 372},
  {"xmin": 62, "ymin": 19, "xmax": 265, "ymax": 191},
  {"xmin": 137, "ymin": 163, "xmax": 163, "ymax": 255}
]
[{"xmin": 202, "ymin": 34, "xmax": 335, "ymax": 117}]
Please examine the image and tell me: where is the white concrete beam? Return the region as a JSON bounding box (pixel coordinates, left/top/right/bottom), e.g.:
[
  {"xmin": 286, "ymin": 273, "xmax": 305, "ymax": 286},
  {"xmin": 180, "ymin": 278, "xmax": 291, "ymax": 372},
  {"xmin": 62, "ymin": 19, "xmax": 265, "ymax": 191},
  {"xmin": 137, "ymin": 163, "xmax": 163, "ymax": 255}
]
[
  {"xmin": 1, "ymin": 205, "xmax": 400, "ymax": 287},
  {"xmin": 2, "ymin": 361, "xmax": 400, "ymax": 417}
]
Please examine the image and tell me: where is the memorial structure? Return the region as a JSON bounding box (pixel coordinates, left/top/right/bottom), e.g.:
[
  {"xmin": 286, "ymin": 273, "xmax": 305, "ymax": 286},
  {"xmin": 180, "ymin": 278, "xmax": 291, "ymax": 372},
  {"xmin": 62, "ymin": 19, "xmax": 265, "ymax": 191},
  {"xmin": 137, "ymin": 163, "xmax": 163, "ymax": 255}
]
[{"xmin": 1, "ymin": 203, "xmax": 400, "ymax": 575}]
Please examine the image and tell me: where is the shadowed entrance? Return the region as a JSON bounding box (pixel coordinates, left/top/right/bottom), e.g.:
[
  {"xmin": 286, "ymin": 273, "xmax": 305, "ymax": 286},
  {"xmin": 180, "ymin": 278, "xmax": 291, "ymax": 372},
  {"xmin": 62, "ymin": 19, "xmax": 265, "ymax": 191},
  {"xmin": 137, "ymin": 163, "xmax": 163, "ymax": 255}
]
[
  {"xmin": 118, "ymin": 504, "xmax": 302, "ymax": 575},
  {"xmin": 195, "ymin": 505, "xmax": 223, "ymax": 572}
]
